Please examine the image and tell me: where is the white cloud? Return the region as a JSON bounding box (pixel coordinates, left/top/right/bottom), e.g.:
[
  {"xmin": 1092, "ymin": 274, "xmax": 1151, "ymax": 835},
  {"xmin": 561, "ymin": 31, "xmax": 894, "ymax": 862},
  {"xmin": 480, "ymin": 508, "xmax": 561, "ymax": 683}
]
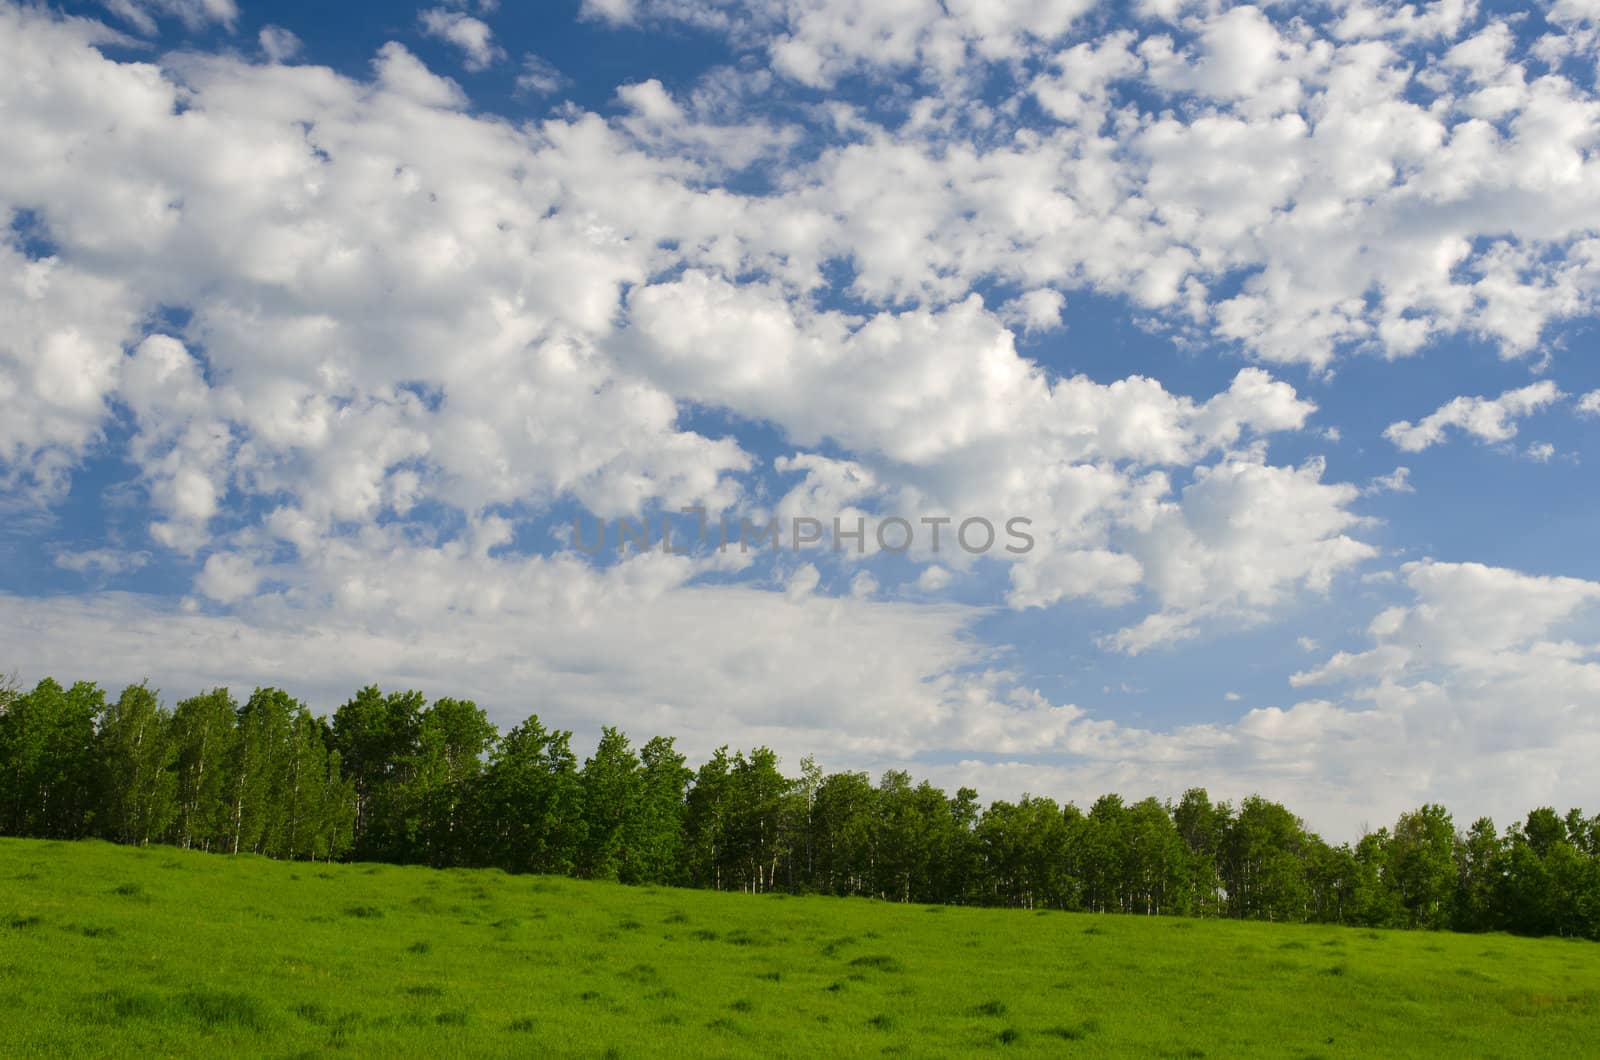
[
  {"xmin": 1331, "ymin": 0, "xmax": 1479, "ymax": 42},
  {"xmin": 1384, "ymin": 381, "xmax": 1564, "ymax": 451},
  {"xmin": 5, "ymin": 554, "xmax": 1594, "ymax": 838},
  {"xmin": 0, "ymin": 0, "xmax": 1369, "ymax": 659},
  {"xmin": 785, "ymin": 562, "xmax": 821, "ymax": 599},
  {"xmin": 580, "ymin": 0, "xmax": 639, "ymax": 23},
  {"xmin": 259, "ymin": 25, "xmax": 302, "ymax": 64},
  {"xmin": 53, "ymin": 548, "xmax": 152, "ymax": 577},
  {"xmin": 1104, "ymin": 456, "xmax": 1376, "ymax": 652},
  {"xmin": 7, "ymin": 0, "xmax": 1600, "ymax": 840},
  {"xmin": 1000, "ymin": 288, "xmax": 1066, "ymax": 332},
  {"xmin": 418, "ymin": 7, "xmax": 505, "ymax": 71},
  {"xmin": 1578, "ymin": 389, "xmax": 1600, "ymax": 416},
  {"xmin": 1364, "ymin": 466, "xmax": 1414, "ymax": 494},
  {"xmin": 373, "ymin": 40, "xmax": 469, "ymax": 107},
  {"xmin": 101, "ymin": 0, "xmax": 237, "ymax": 35},
  {"xmin": 500, "ymin": 2, "xmax": 1600, "ymax": 370},
  {"xmin": 195, "ymin": 551, "xmax": 260, "ymax": 604},
  {"xmin": 0, "ymin": 241, "xmax": 139, "ymax": 506},
  {"xmin": 514, "ymin": 53, "xmax": 566, "ymax": 95}
]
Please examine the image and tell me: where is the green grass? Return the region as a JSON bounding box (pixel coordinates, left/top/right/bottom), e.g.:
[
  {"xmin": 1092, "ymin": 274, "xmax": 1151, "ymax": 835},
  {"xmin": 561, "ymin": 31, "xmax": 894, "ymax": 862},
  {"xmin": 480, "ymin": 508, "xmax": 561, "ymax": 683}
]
[{"xmin": 1, "ymin": 839, "xmax": 1597, "ymax": 1057}]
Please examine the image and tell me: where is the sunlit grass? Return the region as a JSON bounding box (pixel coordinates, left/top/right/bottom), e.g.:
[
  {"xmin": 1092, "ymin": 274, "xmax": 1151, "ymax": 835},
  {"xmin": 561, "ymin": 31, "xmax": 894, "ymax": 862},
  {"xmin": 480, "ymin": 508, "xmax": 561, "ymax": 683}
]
[{"xmin": 1, "ymin": 838, "xmax": 1596, "ymax": 1057}]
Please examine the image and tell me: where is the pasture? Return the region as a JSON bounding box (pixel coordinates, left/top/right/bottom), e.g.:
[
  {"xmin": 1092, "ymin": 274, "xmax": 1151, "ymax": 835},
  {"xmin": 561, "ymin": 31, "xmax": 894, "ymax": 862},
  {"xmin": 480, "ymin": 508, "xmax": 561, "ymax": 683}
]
[{"xmin": 1, "ymin": 838, "xmax": 1596, "ymax": 1057}]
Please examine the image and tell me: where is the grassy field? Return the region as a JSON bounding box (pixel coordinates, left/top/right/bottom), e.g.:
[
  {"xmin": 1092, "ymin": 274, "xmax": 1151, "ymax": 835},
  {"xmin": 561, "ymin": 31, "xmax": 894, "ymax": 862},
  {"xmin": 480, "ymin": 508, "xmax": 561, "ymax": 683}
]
[{"xmin": 1, "ymin": 839, "xmax": 1597, "ymax": 1057}]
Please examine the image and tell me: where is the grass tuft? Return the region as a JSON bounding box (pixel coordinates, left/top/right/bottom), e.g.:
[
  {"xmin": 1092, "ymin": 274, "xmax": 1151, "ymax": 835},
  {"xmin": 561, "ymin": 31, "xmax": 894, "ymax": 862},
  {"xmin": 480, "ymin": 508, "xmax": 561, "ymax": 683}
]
[
  {"xmin": 1045, "ymin": 1019, "xmax": 1100, "ymax": 1040},
  {"xmin": 621, "ymin": 963, "xmax": 658, "ymax": 983},
  {"xmin": 83, "ymin": 988, "xmax": 164, "ymax": 1023},
  {"xmin": 293, "ymin": 1002, "xmax": 330, "ymax": 1025},
  {"xmin": 175, "ymin": 989, "xmax": 272, "ymax": 1032}
]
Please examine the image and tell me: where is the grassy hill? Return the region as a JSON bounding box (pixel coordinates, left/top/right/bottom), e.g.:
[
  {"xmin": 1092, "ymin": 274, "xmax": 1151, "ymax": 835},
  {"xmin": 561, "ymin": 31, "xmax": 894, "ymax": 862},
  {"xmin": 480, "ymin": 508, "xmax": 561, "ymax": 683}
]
[{"xmin": 1, "ymin": 839, "xmax": 1596, "ymax": 1057}]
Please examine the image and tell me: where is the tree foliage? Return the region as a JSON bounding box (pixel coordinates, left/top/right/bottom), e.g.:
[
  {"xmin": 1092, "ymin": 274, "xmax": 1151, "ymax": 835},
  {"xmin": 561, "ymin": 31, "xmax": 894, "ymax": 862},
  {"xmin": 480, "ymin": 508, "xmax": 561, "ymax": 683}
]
[{"xmin": 2, "ymin": 673, "xmax": 1598, "ymax": 940}]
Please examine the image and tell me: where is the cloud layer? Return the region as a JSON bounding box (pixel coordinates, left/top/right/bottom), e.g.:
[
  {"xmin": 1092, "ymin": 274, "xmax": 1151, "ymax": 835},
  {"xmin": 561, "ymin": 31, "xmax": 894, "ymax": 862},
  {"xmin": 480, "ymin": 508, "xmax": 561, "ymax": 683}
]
[{"xmin": 2, "ymin": 1, "xmax": 1599, "ymax": 837}]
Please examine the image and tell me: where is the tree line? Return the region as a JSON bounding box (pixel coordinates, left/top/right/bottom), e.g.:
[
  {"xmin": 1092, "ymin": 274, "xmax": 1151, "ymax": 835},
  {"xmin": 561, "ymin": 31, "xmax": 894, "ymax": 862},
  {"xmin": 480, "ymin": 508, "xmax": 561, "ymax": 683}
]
[{"xmin": 1, "ymin": 675, "xmax": 1596, "ymax": 940}]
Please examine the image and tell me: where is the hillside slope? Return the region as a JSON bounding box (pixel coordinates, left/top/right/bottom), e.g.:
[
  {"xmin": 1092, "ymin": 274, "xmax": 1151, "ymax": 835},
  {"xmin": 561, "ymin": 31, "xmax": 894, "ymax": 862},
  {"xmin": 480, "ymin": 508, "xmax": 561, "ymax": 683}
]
[{"xmin": 1, "ymin": 838, "xmax": 1596, "ymax": 1057}]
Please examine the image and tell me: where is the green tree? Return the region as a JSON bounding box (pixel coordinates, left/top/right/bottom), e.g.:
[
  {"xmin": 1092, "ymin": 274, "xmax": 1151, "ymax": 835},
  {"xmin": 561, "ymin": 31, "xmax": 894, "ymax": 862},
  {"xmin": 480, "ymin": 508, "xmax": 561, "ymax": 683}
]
[
  {"xmin": 1173, "ymin": 788, "xmax": 1228, "ymax": 916},
  {"xmin": 977, "ymin": 795, "xmax": 1073, "ymax": 910},
  {"xmin": 1125, "ymin": 797, "xmax": 1186, "ymax": 915},
  {"xmin": 729, "ymin": 748, "xmax": 790, "ymax": 893},
  {"xmin": 1497, "ymin": 808, "xmax": 1600, "ymax": 939},
  {"xmin": 97, "ymin": 683, "xmax": 178, "ymax": 846},
  {"xmin": 169, "ymin": 689, "xmax": 237, "ymax": 851},
  {"xmin": 1307, "ymin": 842, "xmax": 1367, "ymax": 925},
  {"xmin": 1388, "ymin": 803, "xmax": 1458, "ymax": 929},
  {"xmin": 811, "ymin": 770, "xmax": 876, "ymax": 896},
  {"xmin": 578, "ymin": 727, "xmax": 644, "ymax": 881},
  {"xmin": 629, "ymin": 736, "xmax": 691, "ymax": 885},
  {"xmin": 331, "ymin": 686, "xmax": 423, "ymax": 860},
  {"xmin": 476, "ymin": 715, "xmax": 585, "ymax": 875},
  {"xmin": 940, "ymin": 786, "xmax": 982, "ymax": 905},
  {"xmin": 684, "ymin": 748, "xmax": 734, "ymax": 890},
  {"xmin": 405, "ymin": 697, "xmax": 494, "ymax": 866},
  {"xmin": 228, "ymin": 687, "xmax": 298, "ymax": 855},
  {"xmin": 1080, "ymin": 794, "xmax": 1129, "ymax": 913},
  {"xmin": 1223, "ymin": 796, "xmax": 1313, "ymax": 922},
  {"xmin": 1453, "ymin": 816, "xmax": 1502, "ymax": 932},
  {"xmin": 1351, "ymin": 827, "xmax": 1404, "ymax": 927},
  {"xmin": 278, "ymin": 708, "xmax": 354, "ymax": 860},
  {"xmin": 0, "ymin": 678, "xmax": 103, "ymax": 838}
]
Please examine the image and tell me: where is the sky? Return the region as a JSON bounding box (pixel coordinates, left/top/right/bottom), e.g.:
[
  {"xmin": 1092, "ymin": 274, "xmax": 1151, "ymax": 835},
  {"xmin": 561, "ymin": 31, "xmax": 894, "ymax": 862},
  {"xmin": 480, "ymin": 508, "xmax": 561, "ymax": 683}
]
[{"xmin": 2, "ymin": 0, "xmax": 1599, "ymax": 840}]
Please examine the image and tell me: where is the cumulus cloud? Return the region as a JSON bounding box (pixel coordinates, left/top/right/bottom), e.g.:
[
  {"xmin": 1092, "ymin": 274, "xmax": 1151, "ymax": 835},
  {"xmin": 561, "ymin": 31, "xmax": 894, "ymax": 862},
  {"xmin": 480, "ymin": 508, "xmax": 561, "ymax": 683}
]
[
  {"xmin": 0, "ymin": 240, "xmax": 139, "ymax": 506},
  {"xmin": 0, "ymin": 0, "xmax": 1385, "ymax": 666},
  {"xmin": 1365, "ymin": 466, "xmax": 1414, "ymax": 494},
  {"xmin": 1103, "ymin": 456, "xmax": 1376, "ymax": 652},
  {"xmin": 514, "ymin": 53, "xmax": 566, "ymax": 95},
  {"xmin": 418, "ymin": 6, "xmax": 505, "ymax": 71},
  {"xmin": 1383, "ymin": 381, "xmax": 1564, "ymax": 451},
  {"xmin": 5, "ymin": 0, "xmax": 1600, "ymax": 839},
  {"xmin": 101, "ymin": 0, "xmax": 237, "ymax": 35},
  {"xmin": 258, "ymin": 25, "xmax": 301, "ymax": 63},
  {"xmin": 563, "ymin": 1, "xmax": 1600, "ymax": 368},
  {"xmin": 53, "ymin": 549, "xmax": 152, "ymax": 577}
]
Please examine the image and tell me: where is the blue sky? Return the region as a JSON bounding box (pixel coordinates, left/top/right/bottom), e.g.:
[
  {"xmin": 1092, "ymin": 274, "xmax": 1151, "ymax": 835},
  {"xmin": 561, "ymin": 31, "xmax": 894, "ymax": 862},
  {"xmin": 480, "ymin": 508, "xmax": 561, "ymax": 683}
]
[{"xmin": 4, "ymin": 0, "xmax": 1600, "ymax": 837}]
